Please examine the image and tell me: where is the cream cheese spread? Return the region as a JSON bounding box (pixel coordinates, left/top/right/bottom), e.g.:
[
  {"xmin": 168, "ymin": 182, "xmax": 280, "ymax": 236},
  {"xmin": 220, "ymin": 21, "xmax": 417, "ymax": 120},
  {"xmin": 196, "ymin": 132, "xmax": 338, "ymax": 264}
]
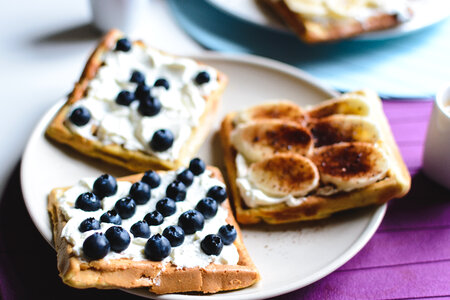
[
  {"xmin": 58, "ymin": 170, "xmax": 239, "ymax": 268},
  {"xmin": 66, "ymin": 45, "xmax": 219, "ymax": 161},
  {"xmin": 283, "ymin": 0, "xmax": 411, "ymax": 23}
]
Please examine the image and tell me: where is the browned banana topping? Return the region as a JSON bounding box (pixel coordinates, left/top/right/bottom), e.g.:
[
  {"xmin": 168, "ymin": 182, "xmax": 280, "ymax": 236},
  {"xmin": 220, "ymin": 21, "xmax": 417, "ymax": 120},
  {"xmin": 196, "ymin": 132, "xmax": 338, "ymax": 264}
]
[
  {"xmin": 232, "ymin": 91, "xmax": 390, "ymax": 207},
  {"xmin": 312, "ymin": 143, "xmax": 373, "ymax": 178},
  {"xmin": 310, "ymin": 119, "xmax": 350, "ymax": 147},
  {"xmin": 248, "ymin": 154, "xmax": 319, "ymax": 197},
  {"xmin": 262, "ymin": 123, "xmax": 312, "ymax": 152},
  {"xmin": 307, "ymin": 97, "xmax": 370, "ymax": 118},
  {"xmin": 309, "ymin": 115, "xmax": 379, "ymax": 147},
  {"xmin": 309, "ymin": 142, "xmax": 389, "ymax": 191},
  {"xmin": 242, "ymin": 101, "xmax": 306, "ymax": 124},
  {"xmin": 231, "ymin": 119, "xmax": 313, "ymax": 161}
]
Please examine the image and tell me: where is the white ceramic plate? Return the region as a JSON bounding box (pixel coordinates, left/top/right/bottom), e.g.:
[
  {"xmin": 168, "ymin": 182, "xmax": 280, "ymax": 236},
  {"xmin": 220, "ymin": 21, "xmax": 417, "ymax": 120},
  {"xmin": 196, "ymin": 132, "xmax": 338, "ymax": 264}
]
[
  {"xmin": 207, "ymin": 0, "xmax": 450, "ymax": 41},
  {"xmin": 21, "ymin": 53, "xmax": 386, "ymax": 300}
]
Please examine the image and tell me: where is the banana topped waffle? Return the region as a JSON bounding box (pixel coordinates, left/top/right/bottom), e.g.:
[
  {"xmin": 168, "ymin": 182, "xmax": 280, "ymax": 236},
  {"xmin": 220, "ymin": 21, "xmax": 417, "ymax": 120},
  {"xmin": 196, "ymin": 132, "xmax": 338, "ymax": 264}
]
[
  {"xmin": 220, "ymin": 90, "xmax": 410, "ymax": 224},
  {"xmin": 263, "ymin": 0, "xmax": 412, "ymax": 43}
]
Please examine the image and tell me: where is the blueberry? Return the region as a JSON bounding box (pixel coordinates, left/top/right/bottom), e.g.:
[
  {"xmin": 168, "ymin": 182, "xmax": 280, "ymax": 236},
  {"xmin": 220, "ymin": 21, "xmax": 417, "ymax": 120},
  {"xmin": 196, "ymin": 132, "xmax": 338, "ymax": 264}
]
[
  {"xmin": 130, "ymin": 70, "xmax": 145, "ymax": 85},
  {"xmin": 162, "ymin": 225, "xmax": 185, "ymax": 247},
  {"xmin": 105, "ymin": 226, "xmax": 130, "ymax": 252},
  {"xmin": 178, "ymin": 210, "xmax": 204, "ymax": 234},
  {"xmin": 129, "ymin": 181, "xmax": 151, "ymax": 204},
  {"xmin": 141, "ymin": 170, "xmax": 161, "ymax": 188},
  {"xmin": 138, "ymin": 97, "xmax": 161, "ymax": 116},
  {"xmin": 195, "ymin": 197, "xmax": 218, "ymax": 219},
  {"xmin": 83, "ymin": 232, "xmax": 110, "ymax": 260},
  {"xmin": 93, "ymin": 174, "xmax": 118, "ymax": 199},
  {"xmin": 135, "ymin": 84, "xmax": 151, "ymax": 101},
  {"xmin": 155, "ymin": 197, "xmax": 176, "ymax": 217},
  {"xmin": 114, "ymin": 197, "xmax": 136, "ymax": 219},
  {"xmin": 69, "ymin": 106, "xmax": 91, "ymax": 126},
  {"xmin": 189, "ymin": 158, "xmax": 206, "ymax": 175},
  {"xmin": 150, "ymin": 129, "xmax": 174, "ymax": 152},
  {"xmin": 201, "ymin": 234, "xmax": 223, "ymax": 256},
  {"xmin": 176, "ymin": 169, "xmax": 194, "ymax": 187},
  {"xmin": 116, "ymin": 90, "xmax": 135, "ymax": 106},
  {"xmin": 115, "ymin": 38, "xmax": 131, "ymax": 52},
  {"xmin": 218, "ymin": 224, "xmax": 237, "ymax": 245},
  {"xmin": 154, "ymin": 78, "xmax": 170, "ymax": 90},
  {"xmin": 206, "ymin": 186, "xmax": 227, "ymax": 203},
  {"xmin": 75, "ymin": 192, "xmax": 101, "ymax": 211},
  {"xmin": 130, "ymin": 221, "xmax": 150, "ymax": 238},
  {"xmin": 166, "ymin": 181, "xmax": 186, "ymax": 202},
  {"xmin": 79, "ymin": 217, "xmax": 101, "ymax": 232},
  {"xmin": 195, "ymin": 71, "xmax": 210, "ymax": 85},
  {"xmin": 100, "ymin": 210, "xmax": 122, "ymax": 225},
  {"xmin": 144, "ymin": 234, "xmax": 171, "ymax": 261},
  {"xmin": 144, "ymin": 211, "xmax": 164, "ymax": 226}
]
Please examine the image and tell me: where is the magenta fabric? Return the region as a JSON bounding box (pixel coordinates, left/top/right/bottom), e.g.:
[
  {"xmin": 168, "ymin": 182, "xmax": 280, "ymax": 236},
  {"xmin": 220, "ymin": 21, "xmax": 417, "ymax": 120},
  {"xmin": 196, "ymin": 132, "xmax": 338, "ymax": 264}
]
[
  {"xmin": 1, "ymin": 100, "xmax": 449, "ymax": 300},
  {"xmin": 274, "ymin": 100, "xmax": 450, "ymax": 300}
]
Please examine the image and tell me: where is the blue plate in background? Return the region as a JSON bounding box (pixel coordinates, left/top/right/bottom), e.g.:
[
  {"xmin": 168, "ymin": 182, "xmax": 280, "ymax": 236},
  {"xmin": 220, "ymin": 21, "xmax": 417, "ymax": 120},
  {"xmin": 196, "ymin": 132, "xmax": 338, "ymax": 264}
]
[{"xmin": 168, "ymin": 0, "xmax": 450, "ymax": 98}]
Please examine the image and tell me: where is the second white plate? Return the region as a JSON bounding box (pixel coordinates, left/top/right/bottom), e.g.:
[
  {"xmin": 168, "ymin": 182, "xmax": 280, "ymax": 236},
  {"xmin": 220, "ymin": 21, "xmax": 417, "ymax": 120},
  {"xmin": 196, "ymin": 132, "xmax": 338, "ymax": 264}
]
[
  {"xmin": 21, "ymin": 53, "xmax": 386, "ymax": 299},
  {"xmin": 207, "ymin": 0, "xmax": 450, "ymax": 41}
]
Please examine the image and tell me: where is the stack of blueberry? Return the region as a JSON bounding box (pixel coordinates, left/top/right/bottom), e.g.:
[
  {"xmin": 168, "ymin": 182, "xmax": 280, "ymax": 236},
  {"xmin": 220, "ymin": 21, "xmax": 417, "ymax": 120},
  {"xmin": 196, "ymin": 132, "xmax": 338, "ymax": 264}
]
[
  {"xmin": 76, "ymin": 157, "xmax": 236, "ymax": 262},
  {"xmin": 68, "ymin": 37, "xmax": 212, "ymax": 154}
]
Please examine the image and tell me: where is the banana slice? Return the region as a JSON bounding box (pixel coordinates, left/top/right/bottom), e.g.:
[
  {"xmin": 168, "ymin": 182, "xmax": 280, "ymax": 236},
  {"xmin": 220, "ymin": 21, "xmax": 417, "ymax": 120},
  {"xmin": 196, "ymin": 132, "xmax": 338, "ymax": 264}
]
[
  {"xmin": 307, "ymin": 90, "xmax": 378, "ymax": 118},
  {"xmin": 309, "ymin": 114, "xmax": 380, "ymax": 147},
  {"xmin": 325, "ymin": 0, "xmax": 367, "ymax": 19},
  {"xmin": 285, "ymin": 0, "xmax": 328, "ymax": 18},
  {"xmin": 231, "ymin": 120, "xmax": 313, "ymax": 162},
  {"xmin": 248, "ymin": 153, "xmax": 319, "ymax": 197},
  {"xmin": 311, "ymin": 142, "xmax": 389, "ymax": 191},
  {"xmin": 235, "ymin": 100, "xmax": 306, "ymax": 125}
]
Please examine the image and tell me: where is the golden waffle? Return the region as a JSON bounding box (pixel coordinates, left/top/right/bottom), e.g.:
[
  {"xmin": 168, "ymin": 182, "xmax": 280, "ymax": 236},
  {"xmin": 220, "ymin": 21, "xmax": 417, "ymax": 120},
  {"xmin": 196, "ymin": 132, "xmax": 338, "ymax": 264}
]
[
  {"xmin": 220, "ymin": 90, "xmax": 410, "ymax": 224},
  {"xmin": 48, "ymin": 166, "xmax": 259, "ymax": 294},
  {"xmin": 46, "ymin": 29, "xmax": 227, "ymax": 172}
]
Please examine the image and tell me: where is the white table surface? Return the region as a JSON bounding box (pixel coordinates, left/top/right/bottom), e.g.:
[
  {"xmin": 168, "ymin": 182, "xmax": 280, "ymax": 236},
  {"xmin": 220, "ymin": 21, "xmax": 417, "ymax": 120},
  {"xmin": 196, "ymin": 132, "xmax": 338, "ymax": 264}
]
[{"xmin": 0, "ymin": 0, "xmax": 204, "ymax": 196}]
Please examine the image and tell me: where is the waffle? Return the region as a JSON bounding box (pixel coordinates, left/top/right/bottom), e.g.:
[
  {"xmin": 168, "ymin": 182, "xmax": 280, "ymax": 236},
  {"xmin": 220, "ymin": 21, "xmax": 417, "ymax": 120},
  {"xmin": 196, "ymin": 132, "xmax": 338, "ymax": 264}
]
[
  {"xmin": 262, "ymin": 0, "xmax": 412, "ymax": 43},
  {"xmin": 220, "ymin": 90, "xmax": 410, "ymax": 224},
  {"xmin": 48, "ymin": 166, "xmax": 259, "ymax": 294},
  {"xmin": 46, "ymin": 29, "xmax": 227, "ymax": 172}
]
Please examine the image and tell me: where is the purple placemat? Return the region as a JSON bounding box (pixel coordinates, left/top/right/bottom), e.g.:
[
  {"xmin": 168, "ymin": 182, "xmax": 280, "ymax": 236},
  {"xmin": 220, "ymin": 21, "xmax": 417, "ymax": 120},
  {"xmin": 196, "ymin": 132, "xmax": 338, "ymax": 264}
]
[
  {"xmin": 274, "ymin": 100, "xmax": 450, "ymax": 300},
  {"xmin": 1, "ymin": 100, "xmax": 449, "ymax": 300}
]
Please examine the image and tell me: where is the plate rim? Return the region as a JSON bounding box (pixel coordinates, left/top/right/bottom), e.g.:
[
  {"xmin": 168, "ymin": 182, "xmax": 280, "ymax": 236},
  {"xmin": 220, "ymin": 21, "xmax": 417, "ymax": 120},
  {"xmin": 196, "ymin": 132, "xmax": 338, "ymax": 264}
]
[
  {"xmin": 20, "ymin": 51, "xmax": 386, "ymax": 300},
  {"xmin": 126, "ymin": 205, "xmax": 386, "ymax": 300}
]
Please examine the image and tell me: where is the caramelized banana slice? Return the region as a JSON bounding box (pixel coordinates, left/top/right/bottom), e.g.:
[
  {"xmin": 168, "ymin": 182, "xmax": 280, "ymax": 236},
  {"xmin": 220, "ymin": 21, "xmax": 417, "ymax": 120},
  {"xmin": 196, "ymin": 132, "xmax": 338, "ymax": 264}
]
[
  {"xmin": 311, "ymin": 142, "xmax": 389, "ymax": 191},
  {"xmin": 284, "ymin": 0, "xmax": 328, "ymax": 18},
  {"xmin": 231, "ymin": 120, "xmax": 313, "ymax": 162},
  {"xmin": 309, "ymin": 115, "xmax": 380, "ymax": 147},
  {"xmin": 235, "ymin": 100, "xmax": 306, "ymax": 125},
  {"xmin": 248, "ymin": 154, "xmax": 319, "ymax": 197},
  {"xmin": 307, "ymin": 90, "xmax": 378, "ymax": 118}
]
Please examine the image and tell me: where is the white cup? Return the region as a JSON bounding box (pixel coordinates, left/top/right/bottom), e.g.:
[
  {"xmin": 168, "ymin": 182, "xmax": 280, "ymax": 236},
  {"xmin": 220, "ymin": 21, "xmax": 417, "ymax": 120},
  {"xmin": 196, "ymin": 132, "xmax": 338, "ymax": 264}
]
[
  {"xmin": 422, "ymin": 83, "xmax": 450, "ymax": 190},
  {"xmin": 90, "ymin": 0, "xmax": 149, "ymax": 35}
]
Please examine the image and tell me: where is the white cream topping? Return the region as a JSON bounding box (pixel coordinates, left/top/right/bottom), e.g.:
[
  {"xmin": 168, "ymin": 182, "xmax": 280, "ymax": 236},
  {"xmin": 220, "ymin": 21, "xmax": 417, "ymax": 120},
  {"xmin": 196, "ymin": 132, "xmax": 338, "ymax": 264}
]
[
  {"xmin": 283, "ymin": 0, "xmax": 411, "ymax": 23},
  {"xmin": 235, "ymin": 154, "xmax": 308, "ymax": 208},
  {"xmin": 66, "ymin": 44, "xmax": 219, "ymax": 161},
  {"xmin": 58, "ymin": 170, "xmax": 239, "ymax": 268}
]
